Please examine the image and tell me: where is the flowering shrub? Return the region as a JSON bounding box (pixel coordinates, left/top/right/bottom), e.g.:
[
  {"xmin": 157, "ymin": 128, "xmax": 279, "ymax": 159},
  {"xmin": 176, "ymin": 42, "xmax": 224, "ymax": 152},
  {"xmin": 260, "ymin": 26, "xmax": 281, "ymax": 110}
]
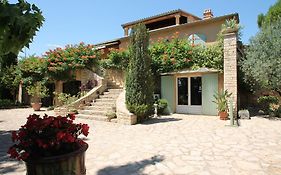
[
  {"xmin": 150, "ymin": 38, "xmax": 193, "ymax": 73},
  {"xmin": 101, "ymin": 48, "xmax": 129, "ymax": 70},
  {"xmin": 45, "ymin": 42, "xmax": 100, "ymax": 80},
  {"xmin": 8, "ymin": 114, "xmax": 89, "ymax": 160},
  {"xmin": 106, "ymin": 35, "xmax": 223, "ymax": 74},
  {"xmin": 150, "ymin": 36, "xmax": 223, "ymax": 74},
  {"xmin": 18, "ymin": 55, "xmax": 48, "ymax": 86}
]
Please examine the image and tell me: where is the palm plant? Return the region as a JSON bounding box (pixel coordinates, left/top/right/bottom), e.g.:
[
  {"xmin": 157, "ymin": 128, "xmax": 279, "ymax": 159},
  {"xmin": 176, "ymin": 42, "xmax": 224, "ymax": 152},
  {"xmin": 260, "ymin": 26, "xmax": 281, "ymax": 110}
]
[{"xmin": 213, "ymin": 90, "xmax": 232, "ymax": 112}]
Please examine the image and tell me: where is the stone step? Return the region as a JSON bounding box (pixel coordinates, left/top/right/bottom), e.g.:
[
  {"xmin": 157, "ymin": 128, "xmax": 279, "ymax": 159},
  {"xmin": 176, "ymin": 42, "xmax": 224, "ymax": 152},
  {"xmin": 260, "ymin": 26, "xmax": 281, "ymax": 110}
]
[
  {"xmin": 103, "ymin": 90, "xmax": 122, "ymax": 95},
  {"xmin": 107, "ymin": 89, "xmax": 123, "ymax": 92},
  {"xmin": 83, "ymin": 105, "xmax": 113, "ymax": 111},
  {"xmin": 77, "ymin": 114, "xmax": 110, "ymax": 122},
  {"xmin": 99, "ymin": 93, "xmax": 119, "ymax": 99},
  {"xmin": 94, "ymin": 98, "xmax": 116, "ymax": 103},
  {"xmin": 78, "ymin": 109, "xmax": 108, "ymax": 116},
  {"xmin": 110, "ymin": 118, "xmax": 118, "ymax": 123},
  {"xmin": 107, "ymin": 85, "xmax": 122, "ymax": 89},
  {"xmin": 90, "ymin": 102, "xmax": 115, "ymax": 107}
]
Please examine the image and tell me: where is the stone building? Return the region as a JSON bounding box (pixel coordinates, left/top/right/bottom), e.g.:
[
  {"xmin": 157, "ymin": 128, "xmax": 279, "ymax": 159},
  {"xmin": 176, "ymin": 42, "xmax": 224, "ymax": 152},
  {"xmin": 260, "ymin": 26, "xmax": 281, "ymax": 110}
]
[
  {"xmin": 52, "ymin": 9, "xmax": 240, "ymax": 124},
  {"xmin": 94, "ymin": 9, "xmax": 239, "ymax": 116}
]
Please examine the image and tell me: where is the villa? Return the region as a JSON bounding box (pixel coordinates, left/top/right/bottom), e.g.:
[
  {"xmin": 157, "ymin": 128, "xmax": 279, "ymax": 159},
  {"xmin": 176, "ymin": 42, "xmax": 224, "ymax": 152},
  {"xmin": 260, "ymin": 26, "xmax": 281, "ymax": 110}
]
[{"xmin": 51, "ymin": 9, "xmax": 240, "ymax": 123}]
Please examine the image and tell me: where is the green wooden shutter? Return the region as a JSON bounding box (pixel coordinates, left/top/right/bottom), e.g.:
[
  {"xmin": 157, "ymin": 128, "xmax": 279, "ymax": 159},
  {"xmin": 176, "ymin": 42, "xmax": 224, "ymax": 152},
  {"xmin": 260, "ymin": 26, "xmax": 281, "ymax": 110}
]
[
  {"xmin": 202, "ymin": 74, "xmax": 218, "ymax": 115},
  {"xmin": 161, "ymin": 76, "xmax": 175, "ymax": 114}
]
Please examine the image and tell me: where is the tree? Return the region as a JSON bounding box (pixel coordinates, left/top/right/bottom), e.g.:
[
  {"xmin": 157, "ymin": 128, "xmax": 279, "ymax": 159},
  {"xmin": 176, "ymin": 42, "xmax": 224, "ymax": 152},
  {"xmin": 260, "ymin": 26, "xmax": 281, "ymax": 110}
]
[
  {"xmin": 125, "ymin": 24, "xmax": 154, "ymax": 120},
  {"xmin": 240, "ymin": 18, "xmax": 281, "ymax": 96},
  {"xmin": 0, "ymin": 0, "xmax": 44, "ymax": 69},
  {"xmin": 0, "ymin": 0, "xmax": 44, "ymax": 99},
  {"xmin": 258, "ymin": 0, "xmax": 281, "ymax": 28}
]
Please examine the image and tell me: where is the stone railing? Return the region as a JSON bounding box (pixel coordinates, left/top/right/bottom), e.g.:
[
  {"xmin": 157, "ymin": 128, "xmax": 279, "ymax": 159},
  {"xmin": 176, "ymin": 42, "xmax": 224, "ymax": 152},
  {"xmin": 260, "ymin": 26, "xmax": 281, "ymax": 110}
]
[{"xmin": 69, "ymin": 77, "xmax": 107, "ymax": 109}]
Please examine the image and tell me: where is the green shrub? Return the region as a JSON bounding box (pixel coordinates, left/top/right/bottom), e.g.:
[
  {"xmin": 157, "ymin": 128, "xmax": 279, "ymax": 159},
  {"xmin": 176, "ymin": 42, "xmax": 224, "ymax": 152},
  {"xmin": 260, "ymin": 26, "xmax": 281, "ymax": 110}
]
[
  {"xmin": 273, "ymin": 106, "xmax": 281, "ymax": 117},
  {"xmin": 125, "ymin": 24, "xmax": 154, "ymax": 121},
  {"xmin": 257, "ymin": 95, "xmax": 279, "ymax": 113},
  {"xmin": 101, "ymin": 49, "xmax": 129, "ymax": 70},
  {"xmin": 157, "ymin": 99, "xmax": 168, "ymax": 114},
  {"xmin": 213, "ymin": 90, "xmax": 232, "ymax": 112},
  {"xmin": 0, "ymin": 99, "xmax": 13, "ymax": 108},
  {"xmin": 127, "ymin": 104, "xmax": 152, "ymax": 120},
  {"xmin": 55, "ymin": 92, "xmax": 80, "ymax": 106},
  {"xmin": 45, "ymin": 42, "xmax": 100, "ymax": 80},
  {"xmin": 150, "ymin": 36, "xmax": 223, "ymax": 74},
  {"xmin": 26, "ymin": 82, "xmax": 49, "ymax": 103},
  {"xmin": 105, "ymin": 111, "xmax": 117, "ymax": 119}
]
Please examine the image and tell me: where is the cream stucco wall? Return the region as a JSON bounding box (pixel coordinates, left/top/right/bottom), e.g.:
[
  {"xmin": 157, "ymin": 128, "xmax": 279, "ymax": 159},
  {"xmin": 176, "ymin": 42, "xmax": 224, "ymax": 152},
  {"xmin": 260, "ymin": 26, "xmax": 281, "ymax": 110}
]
[{"xmin": 119, "ymin": 18, "xmax": 228, "ymax": 49}]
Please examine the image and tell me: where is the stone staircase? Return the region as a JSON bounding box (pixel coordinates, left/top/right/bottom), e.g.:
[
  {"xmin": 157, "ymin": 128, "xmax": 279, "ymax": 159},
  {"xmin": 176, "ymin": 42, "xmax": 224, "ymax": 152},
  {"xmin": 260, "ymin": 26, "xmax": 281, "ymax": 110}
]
[{"xmin": 77, "ymin": 79, "xmax": 123, "ymax": 122}]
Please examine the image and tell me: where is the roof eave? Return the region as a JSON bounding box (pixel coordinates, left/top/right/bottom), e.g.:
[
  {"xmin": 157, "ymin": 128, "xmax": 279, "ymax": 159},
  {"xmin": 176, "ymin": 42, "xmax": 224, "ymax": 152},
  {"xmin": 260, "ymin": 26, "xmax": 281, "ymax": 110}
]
[{"xmin": 121, "ymin": 9, "xmax": 202, "ymax": 28}]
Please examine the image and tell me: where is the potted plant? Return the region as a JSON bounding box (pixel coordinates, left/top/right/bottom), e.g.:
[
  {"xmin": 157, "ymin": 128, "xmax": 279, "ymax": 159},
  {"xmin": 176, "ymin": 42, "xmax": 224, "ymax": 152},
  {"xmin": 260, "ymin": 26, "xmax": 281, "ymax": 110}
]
[
  {"xmin": 8, "ymin": 113, "xmax": 89, "ymax": 175},
  {"xmin": 26, "ymin": 82, "xmax": 48, "ymax": 111},
  {"xmin": 221, "ymin": 18, "xmax": 239, "ymax": 34},
  {"xmin": 213, "ymin": 90, "xmax": 232, "ymax": 120}
]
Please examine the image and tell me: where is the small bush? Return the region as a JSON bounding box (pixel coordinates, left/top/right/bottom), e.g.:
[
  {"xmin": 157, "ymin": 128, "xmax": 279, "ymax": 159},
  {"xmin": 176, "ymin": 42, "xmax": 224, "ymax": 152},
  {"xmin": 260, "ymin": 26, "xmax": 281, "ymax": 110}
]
[
  {"xmin": 257, "ymin": 95, "xmax": 279, "ymax": 113},
  {"xmin": 127, "ymin": 104, "xmax": 152, "ymax": 121},
  {"xmin": 105, "ymin": 111, "xmax": 116, "ymax": 119},
  {"xmin": 157, "ymin": 99, "xmax": 168, "ymax": 114},
  {"xmin": 273, "ymin": 106, "xmax": 281, "ymax": 118},
  {"xmin": 0, "ymin": 99, "xmax": 14, "ymax": 109},
  {"xmin": 55, "ymin": 92, "xmax": 80, "ymax": 106}
]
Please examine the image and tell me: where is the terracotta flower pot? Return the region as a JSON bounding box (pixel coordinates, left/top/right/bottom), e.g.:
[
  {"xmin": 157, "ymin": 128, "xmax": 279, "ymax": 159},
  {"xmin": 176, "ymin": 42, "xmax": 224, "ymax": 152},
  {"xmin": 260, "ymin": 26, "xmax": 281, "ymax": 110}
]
[
  {"xmin": 31, "ymin": 103, "xmax": 42, "ymax": 111},
  {"xmin": 25, "ymin": 143, "xmax": 88, "ymax": 175},
  {"xmin": 219, "ymin": 111, "xmax": 228, "ymax": 120}
]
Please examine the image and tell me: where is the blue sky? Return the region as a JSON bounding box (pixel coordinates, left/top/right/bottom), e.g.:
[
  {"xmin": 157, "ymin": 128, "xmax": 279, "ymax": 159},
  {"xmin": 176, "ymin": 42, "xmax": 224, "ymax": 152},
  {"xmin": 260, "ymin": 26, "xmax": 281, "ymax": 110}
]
[{"xmin": 12, "ymin": 0, "xmax": 276, "ymax": 56}]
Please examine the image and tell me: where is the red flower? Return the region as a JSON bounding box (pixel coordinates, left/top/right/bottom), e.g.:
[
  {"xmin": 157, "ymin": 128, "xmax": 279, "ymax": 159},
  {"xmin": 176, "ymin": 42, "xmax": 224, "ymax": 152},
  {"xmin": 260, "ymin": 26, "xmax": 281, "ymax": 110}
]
[
  {"xmin": 18, "ymin": 130, "xmax": 26, "ymax": 139},
  {"xmin": 20, "ymin": 152, "xmax": 29, "ymax": 160},
  {"xmin": 81, "ymin": 124, "xmax": 89, "ymax": 136},
  {"xmin": 11, "ymin": 131, "xmax": 18, "ymax": 142},
  {"xmin": 63, "ymin": 133, "xmax": 75, "ymax": 143},
  {"xmin": 56, "ymin": 131, "xmax": 65, "ymax": 141},
  {"xmin": 8, "ymin": 114, "xmax": 90, "ymax": 161},
  {"xmin": 68, "ymin": 114, "xmax": 75, "ymax": 120},
  {"xmin": 7, "ymin": 147, "xmax": 19, "ymax": 159}
]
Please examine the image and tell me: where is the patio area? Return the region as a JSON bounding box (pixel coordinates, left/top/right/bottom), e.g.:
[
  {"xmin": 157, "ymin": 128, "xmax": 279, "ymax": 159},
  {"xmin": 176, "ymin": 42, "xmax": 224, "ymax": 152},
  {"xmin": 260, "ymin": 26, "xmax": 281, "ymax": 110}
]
[{"xmin": 0, "ymin": 108, "xmax": 281, "ymax": 175}]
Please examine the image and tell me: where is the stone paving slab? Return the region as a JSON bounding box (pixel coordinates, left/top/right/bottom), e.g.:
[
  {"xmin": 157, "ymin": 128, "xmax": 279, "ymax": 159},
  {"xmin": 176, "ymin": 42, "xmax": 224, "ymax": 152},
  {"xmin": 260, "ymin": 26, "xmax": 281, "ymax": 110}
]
[{"xmin": 1, "ymin": 108, "xmax": 281, "ymax": 175}]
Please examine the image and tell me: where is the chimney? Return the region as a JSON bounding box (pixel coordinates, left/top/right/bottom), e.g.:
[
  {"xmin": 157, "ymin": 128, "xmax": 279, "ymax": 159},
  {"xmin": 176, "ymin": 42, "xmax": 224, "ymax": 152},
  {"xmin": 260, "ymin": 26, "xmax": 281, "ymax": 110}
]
[{"xmin": 203, "ymin": 9, "xmax": 213, "ymax": 19}]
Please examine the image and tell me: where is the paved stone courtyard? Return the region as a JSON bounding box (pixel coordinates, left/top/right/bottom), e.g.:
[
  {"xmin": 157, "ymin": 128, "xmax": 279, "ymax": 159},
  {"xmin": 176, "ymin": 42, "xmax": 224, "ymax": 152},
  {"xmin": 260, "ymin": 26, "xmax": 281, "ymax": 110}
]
[{"xmin": 1, "ymin": 108, "xmax": 281, "ymax": 175}]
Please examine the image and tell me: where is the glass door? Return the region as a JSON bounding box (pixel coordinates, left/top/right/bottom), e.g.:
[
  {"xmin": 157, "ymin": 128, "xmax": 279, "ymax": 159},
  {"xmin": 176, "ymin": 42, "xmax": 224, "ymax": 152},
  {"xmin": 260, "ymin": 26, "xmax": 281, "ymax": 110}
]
[
  {"xmin": 176, "ymin": 76, "xmax": 202, "ymax": 114},
  {"xmin": 191, "ymin": 77, "xmax": 202, "ymax": 105},
  {"xmin": 176, "ymin": 78, "xmax": 188, "ymax": 113}
]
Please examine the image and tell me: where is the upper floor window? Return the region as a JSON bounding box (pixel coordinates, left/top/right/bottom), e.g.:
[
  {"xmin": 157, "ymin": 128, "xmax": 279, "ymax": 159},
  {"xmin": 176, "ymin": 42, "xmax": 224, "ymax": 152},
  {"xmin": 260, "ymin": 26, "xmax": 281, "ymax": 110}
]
[{"xmin": 188, "ymin": 34, "xmax": 206, "ymax": 46}]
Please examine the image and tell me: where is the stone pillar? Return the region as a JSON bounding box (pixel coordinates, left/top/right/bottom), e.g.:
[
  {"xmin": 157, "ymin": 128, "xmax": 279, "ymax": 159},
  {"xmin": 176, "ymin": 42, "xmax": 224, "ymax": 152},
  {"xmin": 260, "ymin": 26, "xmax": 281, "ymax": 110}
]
[
  {"xmin": 54, "ymin": 80, "xmax": 63, "ymax": 106},
  {"xmin": 18, "ymin": 81, "xmax": 23, "ymax": 103},
  {"xmin": 124, "ymin": 27, "xmax": 129, "ymax": 36},
  {"xmin": 223, "ymin": 30, "xmax": 238, "ymax": 116},
  {"xmin": 175, "ymin": 15, "xmax": 180, "ymax": 25}
]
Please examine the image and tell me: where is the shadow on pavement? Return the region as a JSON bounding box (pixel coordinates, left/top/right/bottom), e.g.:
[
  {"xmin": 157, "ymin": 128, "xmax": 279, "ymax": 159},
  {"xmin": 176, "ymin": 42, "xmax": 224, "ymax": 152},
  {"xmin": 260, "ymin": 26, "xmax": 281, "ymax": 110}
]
[
  {"xmin": 97, "ymin": 155, "xmax": 164, "ymax": 175},
  {"xmin": 0, "ymin": 130, "xmax": 24, "ymax": 174},
  {"xmin": 142, "ymin": 117, "xmax": 182, "ymax": 125}
]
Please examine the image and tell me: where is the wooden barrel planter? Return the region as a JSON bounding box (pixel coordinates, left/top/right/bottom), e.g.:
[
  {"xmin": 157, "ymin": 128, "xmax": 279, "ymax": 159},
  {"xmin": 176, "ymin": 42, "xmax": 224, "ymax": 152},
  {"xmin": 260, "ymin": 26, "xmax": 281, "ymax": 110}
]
[{"xmin": 25, "ymin": 143, "xmax": 88, "ymax": 175}]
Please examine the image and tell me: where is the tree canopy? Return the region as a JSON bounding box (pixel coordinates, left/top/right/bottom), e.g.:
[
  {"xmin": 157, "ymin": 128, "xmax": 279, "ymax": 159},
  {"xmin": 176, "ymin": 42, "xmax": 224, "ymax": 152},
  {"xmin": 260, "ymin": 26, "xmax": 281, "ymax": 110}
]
[
  {"xmin": 241, "ymin": 18, "xmax": 281, "ymax": 95},
  {"xmin": 257, "ymin": 0, "xmax": 281, "ymax": 28},
  {"xmin": 0, "ymin": 0, "xmax": 44, "ymax": 69}
]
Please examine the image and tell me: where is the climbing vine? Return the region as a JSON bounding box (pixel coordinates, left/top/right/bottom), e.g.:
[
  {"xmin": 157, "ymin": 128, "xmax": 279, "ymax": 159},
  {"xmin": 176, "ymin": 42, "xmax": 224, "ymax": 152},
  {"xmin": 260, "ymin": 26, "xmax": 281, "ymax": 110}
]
[{"xmin": 45, "ymin": 42, "xmax": 100, "ymax": 80}]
